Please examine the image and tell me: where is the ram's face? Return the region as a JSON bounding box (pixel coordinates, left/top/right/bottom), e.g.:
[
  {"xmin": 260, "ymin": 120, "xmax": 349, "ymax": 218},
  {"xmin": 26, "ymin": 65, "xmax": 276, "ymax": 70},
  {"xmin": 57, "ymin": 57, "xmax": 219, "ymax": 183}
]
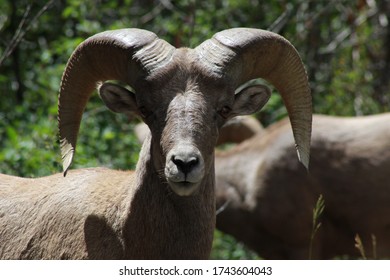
[{"xmin": 146, "ymin": 75, "xmax": 232, "ymax": 196}]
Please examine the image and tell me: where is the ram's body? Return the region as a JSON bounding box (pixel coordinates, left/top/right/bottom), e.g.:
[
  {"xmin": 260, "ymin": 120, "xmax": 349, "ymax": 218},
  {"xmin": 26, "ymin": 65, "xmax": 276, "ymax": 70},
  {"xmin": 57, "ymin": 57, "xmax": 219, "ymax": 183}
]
[{"xmin": 215, "ymin": 113, "xmax": 390, "ymax": 259}]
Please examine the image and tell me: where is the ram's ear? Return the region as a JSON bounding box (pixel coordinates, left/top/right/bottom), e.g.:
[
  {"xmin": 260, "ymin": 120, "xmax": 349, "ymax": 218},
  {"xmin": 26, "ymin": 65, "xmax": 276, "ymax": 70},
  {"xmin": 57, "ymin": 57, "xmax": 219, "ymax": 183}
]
[
  {"xmin": 99, "ymin": 82, "xmax": 138, "ymax": 115},
  {"xmin": 230, "ymin": 84, "xmax": 271, "ymax": 118}
]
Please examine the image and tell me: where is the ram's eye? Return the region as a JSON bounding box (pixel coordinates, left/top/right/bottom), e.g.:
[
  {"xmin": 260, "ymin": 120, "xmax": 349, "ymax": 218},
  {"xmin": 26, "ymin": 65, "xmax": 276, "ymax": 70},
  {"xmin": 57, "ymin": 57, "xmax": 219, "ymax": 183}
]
[
  {"xmin": 138, "ymin": 106, "xmax": 151, "ymax": 118},
  {"xmin": 218, "ymin": 106, "xmax": 232, "ymax": 119}
]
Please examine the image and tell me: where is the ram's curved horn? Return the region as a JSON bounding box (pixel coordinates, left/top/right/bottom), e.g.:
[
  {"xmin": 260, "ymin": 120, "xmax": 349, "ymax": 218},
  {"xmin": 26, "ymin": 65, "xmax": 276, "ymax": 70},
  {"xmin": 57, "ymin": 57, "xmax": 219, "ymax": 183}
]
[
  {"xmin": 195, "ymin": 28, "xmax": 312, "ymax": 169},
  {"xmin": 58, "ymin": 28, "xmax": 175, "ymax": 175}
]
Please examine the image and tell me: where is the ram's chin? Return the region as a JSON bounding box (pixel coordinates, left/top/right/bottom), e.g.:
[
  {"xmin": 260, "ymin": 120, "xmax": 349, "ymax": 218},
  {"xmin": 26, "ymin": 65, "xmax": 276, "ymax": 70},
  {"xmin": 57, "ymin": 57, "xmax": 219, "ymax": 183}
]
[{"xmin": 168, "ymin": 181, "xmax": 200, "ymax": 196}]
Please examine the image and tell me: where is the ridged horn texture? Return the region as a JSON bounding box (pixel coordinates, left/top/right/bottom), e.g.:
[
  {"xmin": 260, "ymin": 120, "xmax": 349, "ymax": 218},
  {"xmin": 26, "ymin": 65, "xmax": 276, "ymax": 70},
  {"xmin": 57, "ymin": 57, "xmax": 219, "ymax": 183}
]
[
  {"xmin": 195, "ymin": 28, "xmax": 312, "ymax": 169},
  {"xmin": 58, "ymin": 28, "xmax": 175, "ymax": 175}
]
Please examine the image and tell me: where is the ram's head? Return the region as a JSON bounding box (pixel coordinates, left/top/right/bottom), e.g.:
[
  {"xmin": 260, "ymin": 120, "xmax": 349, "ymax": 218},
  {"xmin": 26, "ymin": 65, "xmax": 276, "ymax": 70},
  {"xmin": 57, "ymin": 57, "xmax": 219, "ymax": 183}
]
[{"xmin": 58, "ymin": 28, "xmax": 311, "ymax": 196}]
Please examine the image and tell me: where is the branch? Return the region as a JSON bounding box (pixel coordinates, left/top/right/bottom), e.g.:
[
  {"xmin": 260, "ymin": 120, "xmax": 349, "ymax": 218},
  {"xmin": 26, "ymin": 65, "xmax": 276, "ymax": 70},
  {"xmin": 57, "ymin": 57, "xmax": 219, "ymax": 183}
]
[
  {"xmin": 0, "ymin": 0, "xmax": 54, "ymax": 68},
  {"xmin": 319, "ymin": 4, "xmax": 379, "ymax": 55},
  {"xmin": 268, "ymin": 4, "xmax": 294, "ymax": 33}
]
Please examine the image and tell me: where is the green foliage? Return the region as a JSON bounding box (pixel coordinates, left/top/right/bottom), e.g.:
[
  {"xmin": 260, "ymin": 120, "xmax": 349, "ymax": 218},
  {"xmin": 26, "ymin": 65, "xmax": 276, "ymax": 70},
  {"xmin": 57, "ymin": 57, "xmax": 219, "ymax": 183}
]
[
  {"xmin": 211, "ymin": 230, "xmax": 260, "ymax": 260},
  {"xmin": 0, "ymin": 111, "xmax": 60, "ymax": 177},
  {"xmin": 309, "ymin": 194, "xmax": 325, "ymax": 259},
  {"xmin": 1, "ymin": 0, "xmax": 389, "ymax": 259}
]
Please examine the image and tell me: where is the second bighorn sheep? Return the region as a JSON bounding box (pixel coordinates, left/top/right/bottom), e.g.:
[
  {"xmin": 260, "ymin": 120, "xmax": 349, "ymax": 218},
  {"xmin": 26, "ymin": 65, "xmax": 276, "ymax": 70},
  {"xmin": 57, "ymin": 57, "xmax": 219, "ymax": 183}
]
[
  {"xmin": 215, "ymin": 113, "xmax": 390, "ymax": 259},
  {"xmin": 0, "ymin": 28, "xmax": 311, "ymax": 259}
]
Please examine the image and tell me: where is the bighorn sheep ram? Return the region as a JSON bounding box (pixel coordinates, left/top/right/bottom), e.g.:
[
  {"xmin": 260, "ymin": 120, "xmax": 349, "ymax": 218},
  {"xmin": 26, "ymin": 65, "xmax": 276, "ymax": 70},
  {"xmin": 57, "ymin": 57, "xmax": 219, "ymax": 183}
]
[
  {"xmin": 0, "ymin": 28, "xmax": 312, "ymax": 259},
  {"xmin": 215, "ymin": 113, "xmax": 390, "ymax": 259}
]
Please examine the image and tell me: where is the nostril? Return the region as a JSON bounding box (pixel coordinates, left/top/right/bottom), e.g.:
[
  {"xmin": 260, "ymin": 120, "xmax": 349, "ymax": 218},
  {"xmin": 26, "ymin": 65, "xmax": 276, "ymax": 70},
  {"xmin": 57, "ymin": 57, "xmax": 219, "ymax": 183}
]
[
  {"xmin": 186, "ymin": 157, "xmax": 199, "ymax": 172},
  {"xmin": 172, "ymin": 155, "xmax": 199, "ymax": 175},
  {"xmin": 172, "ymin": 156, "xmax": 184, "ymax": 168}
]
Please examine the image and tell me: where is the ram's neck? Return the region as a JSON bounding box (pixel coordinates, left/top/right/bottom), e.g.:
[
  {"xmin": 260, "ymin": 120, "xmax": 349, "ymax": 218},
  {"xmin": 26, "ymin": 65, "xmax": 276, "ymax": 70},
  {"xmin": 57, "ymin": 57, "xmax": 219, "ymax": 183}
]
[{"xmin": 123, "ymin": 134, "xmax": 216, "ymax": 259}]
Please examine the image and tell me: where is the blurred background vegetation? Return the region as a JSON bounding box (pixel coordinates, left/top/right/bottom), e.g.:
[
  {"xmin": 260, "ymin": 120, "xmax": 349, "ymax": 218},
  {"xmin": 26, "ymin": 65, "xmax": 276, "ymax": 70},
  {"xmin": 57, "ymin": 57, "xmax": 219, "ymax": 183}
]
[{"xmin": 0, "ymin": 0, "xmax": 389, "ymax": 259}]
